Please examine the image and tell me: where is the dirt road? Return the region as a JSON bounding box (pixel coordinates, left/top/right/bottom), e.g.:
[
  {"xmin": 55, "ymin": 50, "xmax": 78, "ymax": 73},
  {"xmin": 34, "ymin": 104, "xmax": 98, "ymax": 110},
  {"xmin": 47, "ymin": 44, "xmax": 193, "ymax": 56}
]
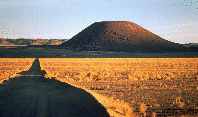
[{"xmin": 0, "ymin": 58, "xmax": 110, "ymax": 117}]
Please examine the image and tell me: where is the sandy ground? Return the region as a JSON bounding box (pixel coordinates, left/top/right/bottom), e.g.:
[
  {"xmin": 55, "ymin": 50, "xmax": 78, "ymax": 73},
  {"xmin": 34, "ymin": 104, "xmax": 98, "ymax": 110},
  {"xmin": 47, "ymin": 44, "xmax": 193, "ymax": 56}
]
[{"xmin": 0, "ymin": 58, "xmax": 110, "ymax": 117}]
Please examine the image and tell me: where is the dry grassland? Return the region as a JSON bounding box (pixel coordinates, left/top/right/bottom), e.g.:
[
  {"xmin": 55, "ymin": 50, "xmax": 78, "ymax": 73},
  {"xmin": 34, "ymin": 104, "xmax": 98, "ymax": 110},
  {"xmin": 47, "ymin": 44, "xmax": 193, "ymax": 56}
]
[
  {"xmin": 0, "ymin": 58, "xmax": 35, "ymax": 83},
  {"xmin": 39, "ymin": 58, "xmax": 198, "ymax": 116},
  {"xmin": 39, "ymin": 58, "xmax": 198, "ymax": 81}
]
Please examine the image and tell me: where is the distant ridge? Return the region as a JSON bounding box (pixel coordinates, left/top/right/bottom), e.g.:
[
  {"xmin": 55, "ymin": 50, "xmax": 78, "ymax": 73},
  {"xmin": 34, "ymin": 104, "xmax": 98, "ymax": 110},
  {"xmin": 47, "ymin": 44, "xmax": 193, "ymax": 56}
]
[
  {"xmin": 60, "ymin": 21, "xmax": 188, "ymax": 52},
  {"xmin": 0, "ymin": 39, "xmax": 68, "ymax": 46},
  {"xmin": 0, "ymin": 39, "xmax": 15, "ymax": 46}
]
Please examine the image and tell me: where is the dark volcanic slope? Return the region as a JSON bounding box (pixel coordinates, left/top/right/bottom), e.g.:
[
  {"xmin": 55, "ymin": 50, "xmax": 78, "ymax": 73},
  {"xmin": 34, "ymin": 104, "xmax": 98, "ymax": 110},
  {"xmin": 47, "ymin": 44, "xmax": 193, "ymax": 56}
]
[{"xmin": 60, "ymin": 21, "xmax": 187, "ymax": 52}]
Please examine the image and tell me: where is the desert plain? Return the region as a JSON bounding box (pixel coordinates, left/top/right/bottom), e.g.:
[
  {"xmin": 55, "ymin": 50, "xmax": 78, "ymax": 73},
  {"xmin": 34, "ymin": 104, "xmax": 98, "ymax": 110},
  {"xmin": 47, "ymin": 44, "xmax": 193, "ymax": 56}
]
[{"xmin": 0, "ymin": 49, "xmax": 198, "ymax": 117}]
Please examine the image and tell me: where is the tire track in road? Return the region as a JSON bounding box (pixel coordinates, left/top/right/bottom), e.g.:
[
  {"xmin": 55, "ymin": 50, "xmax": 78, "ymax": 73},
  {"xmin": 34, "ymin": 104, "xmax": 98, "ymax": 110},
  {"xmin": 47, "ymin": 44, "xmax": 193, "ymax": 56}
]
[{"xmin": 0, "ymin": 58, "xmax": 110, "ymax": 117}]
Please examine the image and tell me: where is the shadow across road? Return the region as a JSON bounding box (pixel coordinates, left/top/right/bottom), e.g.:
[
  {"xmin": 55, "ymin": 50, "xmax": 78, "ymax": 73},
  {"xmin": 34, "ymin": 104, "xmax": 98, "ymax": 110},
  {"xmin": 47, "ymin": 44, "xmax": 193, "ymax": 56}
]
[{"xmin": 0, "ymin": 58, "xmax": 110, "ymax": 117}]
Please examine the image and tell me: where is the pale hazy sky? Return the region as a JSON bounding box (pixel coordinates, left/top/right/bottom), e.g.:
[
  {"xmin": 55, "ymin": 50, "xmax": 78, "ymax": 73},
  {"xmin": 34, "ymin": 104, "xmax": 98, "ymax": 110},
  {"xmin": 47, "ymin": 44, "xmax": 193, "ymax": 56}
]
[{"xmin": 0, "ymin": 0, "xmax": 198, "ymax": 44}]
